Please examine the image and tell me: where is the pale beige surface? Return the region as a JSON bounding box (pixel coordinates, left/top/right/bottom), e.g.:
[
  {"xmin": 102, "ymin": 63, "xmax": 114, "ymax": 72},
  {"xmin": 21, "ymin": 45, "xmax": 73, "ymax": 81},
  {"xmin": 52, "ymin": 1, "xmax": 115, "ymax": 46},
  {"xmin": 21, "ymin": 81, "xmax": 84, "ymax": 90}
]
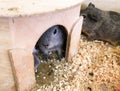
[
  {"xmin": 0, "ymin": 18, "xmax": 16, "ymax": 91},
  {"xmin": 67, "ymin": 16, "xmax": 83, "ymax": 60},
  {"xmin": 9, "ymin": 49, "xmax": 36, "ymax": 91},
  {"xmin": 0, "ymin": 0, "xmax": 84, "ymax": 17}
]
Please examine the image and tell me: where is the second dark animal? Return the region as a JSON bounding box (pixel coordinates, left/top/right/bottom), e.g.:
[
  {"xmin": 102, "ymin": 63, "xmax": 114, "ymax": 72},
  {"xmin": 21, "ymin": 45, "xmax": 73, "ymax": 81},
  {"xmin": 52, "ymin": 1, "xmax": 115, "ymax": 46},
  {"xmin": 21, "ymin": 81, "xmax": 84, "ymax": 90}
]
[
  {"xmin": 80, "ymin": 3, "xmax": 120, "ymax": 45},
  {"xmin": 35, "ymin": 25, "xmax": 67, "ymax": 61}
]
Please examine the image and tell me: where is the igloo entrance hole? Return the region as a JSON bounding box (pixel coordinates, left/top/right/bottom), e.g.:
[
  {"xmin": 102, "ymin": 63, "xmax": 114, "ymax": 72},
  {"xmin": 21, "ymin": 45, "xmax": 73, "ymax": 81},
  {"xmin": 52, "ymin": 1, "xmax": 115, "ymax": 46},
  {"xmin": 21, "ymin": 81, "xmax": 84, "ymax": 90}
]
[{"xmin": 33, "ymin": 25, "xmax": 68, "ymax": 72}]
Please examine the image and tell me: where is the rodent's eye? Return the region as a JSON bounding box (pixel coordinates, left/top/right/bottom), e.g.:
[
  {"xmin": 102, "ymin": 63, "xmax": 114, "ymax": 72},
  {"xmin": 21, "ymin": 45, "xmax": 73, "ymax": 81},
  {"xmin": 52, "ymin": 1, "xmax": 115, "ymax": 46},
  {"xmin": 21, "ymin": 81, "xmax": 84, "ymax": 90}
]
[
  {"xmin": 82, "ymin": 14, "xmax": 87, "ymax": 19},
  {"xmin": 53, "ymin": 29, "xmax": 57, "ymax": 35}
]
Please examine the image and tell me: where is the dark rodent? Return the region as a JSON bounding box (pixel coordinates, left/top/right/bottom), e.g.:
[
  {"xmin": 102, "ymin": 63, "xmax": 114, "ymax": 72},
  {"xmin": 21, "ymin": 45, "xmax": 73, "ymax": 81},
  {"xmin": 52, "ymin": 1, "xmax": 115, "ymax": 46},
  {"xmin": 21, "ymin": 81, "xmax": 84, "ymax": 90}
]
[
  {"xmin": 35, "ymin": 25, "xmax": 67, "ymax": 61},
  {"xmin": 80, "ymin": 3, "xmax": 120, "ymax": 45},
  {"xmin": 33, "ymin": 48, "xmax": 41, "ymax": 73}
]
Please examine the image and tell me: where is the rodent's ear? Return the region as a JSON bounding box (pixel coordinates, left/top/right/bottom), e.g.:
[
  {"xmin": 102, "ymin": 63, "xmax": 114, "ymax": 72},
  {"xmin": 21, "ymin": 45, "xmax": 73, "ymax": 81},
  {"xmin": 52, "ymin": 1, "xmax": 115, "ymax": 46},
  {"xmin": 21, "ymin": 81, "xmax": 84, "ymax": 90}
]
[
  {"xmin": 88, "ymin": 2, "xmax": 95, "ymax": 8},
  {"xmin": 89, "ymin": 13, "xmax": 100, "ymax": 22}
]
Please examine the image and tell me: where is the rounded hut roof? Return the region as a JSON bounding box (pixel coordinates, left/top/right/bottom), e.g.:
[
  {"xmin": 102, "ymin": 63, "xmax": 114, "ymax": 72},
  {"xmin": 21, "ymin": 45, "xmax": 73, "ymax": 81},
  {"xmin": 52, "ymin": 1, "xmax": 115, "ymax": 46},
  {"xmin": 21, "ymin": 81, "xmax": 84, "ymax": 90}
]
[{"xmin": 0, "ymin": 0, "xmax": 84, "ymax": 17}]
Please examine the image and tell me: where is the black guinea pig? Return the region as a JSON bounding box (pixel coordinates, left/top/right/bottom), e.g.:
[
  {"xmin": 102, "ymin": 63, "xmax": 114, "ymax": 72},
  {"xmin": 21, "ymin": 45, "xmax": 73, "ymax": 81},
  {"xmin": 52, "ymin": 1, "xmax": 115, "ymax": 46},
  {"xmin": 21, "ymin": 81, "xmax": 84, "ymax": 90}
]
[{"xmin": 80, "ymin": 3, "xmax": 120, "ymax": 46}]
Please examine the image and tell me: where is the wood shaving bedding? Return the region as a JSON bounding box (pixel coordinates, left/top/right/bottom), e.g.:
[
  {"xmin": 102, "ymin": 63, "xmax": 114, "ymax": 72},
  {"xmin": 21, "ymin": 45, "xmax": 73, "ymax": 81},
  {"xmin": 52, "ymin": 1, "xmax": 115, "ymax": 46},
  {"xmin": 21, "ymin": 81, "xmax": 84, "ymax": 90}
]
[{"xmin": 33, "ymin": 35, "xmax": 120, "ymax": 91}]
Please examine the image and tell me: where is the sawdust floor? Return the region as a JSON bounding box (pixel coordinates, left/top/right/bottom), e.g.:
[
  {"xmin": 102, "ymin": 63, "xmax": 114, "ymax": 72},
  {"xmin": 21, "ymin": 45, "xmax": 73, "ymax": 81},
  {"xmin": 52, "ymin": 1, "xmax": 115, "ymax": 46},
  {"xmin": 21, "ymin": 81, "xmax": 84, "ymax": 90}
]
[{"xmin": 32, "ymin": 35, "xmax": 120, "ymax": 91}]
